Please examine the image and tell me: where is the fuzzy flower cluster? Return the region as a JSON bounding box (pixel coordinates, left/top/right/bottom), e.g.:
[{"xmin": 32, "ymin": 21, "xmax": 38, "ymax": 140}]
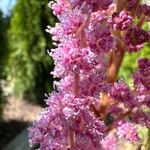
[
  {"xmin": 134, "ymin": 58, "xmax": 150, "ymax": 90},
  {"xmin": 125, "ymin": 27, "xmax": 150, "ymax": 52},
  {"xmin": 116, "ymin": 121, "xmax": 139, "ymax": 142},
  {"xmin": 108, "ymin": 10, "xmax": 132, "ymax": 30},
  {"xmin": 29, "ymin": 0, "xmax": 150, "ymax": 150}
]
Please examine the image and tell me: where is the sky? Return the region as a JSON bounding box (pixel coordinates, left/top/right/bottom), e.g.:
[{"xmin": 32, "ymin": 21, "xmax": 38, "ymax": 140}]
[{"xmin": 0, "ymin": 0, "xmax": 16, "ymax": 15}]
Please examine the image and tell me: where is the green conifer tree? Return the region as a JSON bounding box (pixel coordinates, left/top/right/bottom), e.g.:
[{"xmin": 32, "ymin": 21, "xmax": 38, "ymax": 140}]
[
  {"xmin": 7, "ymin": 0, "xmax": 56, "ymax": 103},
  {"xmin": 0, "ymin": 10, "xmax": 9, "ymax": 118}
]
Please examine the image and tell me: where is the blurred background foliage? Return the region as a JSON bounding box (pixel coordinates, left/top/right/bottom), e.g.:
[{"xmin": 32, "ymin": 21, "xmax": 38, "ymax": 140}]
[
  {"xmin": 6, "ymin": 0, "xmax": 56, "ymax": 104},
  {"xmin": 0, "ymin": 9, "xmax": 9, "ymax": 118}
]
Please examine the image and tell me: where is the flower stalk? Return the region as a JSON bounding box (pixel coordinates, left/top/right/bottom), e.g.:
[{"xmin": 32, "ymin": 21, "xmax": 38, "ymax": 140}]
[{"xmin": 29, "ymin": 0, "xmax": 150, "ymax": 149}]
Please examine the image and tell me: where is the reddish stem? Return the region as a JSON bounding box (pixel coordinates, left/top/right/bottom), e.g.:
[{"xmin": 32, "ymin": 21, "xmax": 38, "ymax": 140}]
[
  {"xmin": 68, "ymin": 130, "xmax": 76, "ymax": 149},
  {"xmin": 107, "ymin": 47, "xmax": 125, "ymax": 83},
  {"xmin": 74, "ymin": 70, "xmax": 80, "ymax": 96},
  {"xmin": 67, "ymin": 71, "xmax": 80, "ymax": 148},
  {"xmin": 116, "ymin": 0, "xmax": 125, "ymax": 12},
  {"xmin": 98, "ymin": 41, "xmax": 125, "ymax": 118}
]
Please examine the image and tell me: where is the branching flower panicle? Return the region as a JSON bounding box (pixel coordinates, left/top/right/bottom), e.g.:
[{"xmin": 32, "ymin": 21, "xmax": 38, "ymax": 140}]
[{"xmin": 29, "ymin": 0, "xmax": 150, "ymax": 149}]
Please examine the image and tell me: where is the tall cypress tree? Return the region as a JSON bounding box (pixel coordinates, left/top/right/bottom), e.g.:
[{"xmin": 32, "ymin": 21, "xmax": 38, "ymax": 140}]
[
  {"xmin": 8, "ymin": 0, "xmax": 56, "ymax": 103},
  {"xmin": 0, "ymin": 10, "xmax": 9, "ymax": 118}
]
